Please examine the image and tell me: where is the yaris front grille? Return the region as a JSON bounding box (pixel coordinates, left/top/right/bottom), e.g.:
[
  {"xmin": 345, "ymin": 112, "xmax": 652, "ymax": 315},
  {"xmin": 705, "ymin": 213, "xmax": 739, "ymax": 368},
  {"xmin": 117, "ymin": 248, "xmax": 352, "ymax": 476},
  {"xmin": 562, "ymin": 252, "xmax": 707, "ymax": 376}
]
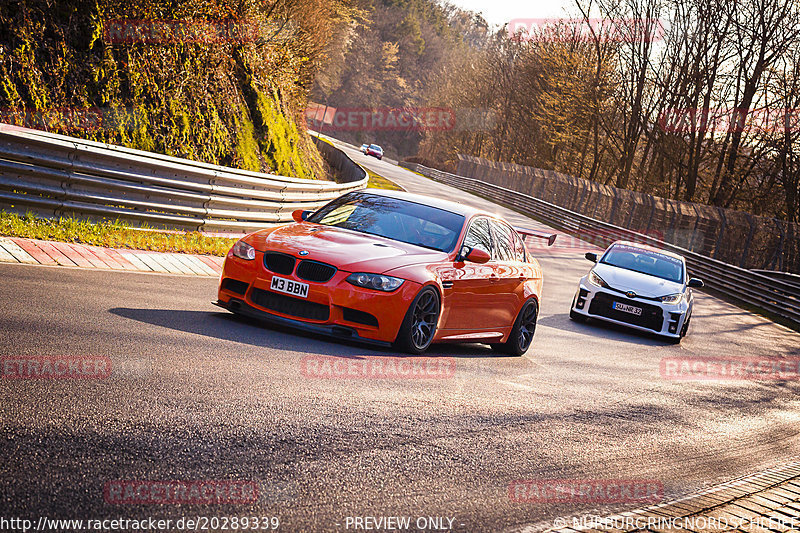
[{"xmin": 589, "ymin": 292, "xmax": 664, "ymax": 331}]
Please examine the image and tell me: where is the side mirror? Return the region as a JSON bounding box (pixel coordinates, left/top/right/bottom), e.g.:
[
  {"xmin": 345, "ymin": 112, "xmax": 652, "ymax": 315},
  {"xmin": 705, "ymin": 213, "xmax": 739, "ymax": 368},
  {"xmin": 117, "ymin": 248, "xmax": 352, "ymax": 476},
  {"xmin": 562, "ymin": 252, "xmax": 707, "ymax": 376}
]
[
  {"xmin": 465, "ymin": 248, "xmax": 491, "ymax": 264},
  {"xmin": 292, "ymin": 209, "xmax": 311, "ymax": 223},
  {"xmin": 585, "ymin": 252, "xmax": 598, "ymax": 262},
  {"xmin": 688, "ymin": 278, "xmax": 704, "ymax": 288}
]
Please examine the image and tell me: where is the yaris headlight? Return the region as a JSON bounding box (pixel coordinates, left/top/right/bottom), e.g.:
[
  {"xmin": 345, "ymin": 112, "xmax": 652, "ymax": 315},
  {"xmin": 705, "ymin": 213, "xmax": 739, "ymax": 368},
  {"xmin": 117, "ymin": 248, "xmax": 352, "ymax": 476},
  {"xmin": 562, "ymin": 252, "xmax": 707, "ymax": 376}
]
[
  {"xmin": 346, "ymin": 273, "xmax": 404, "ymax": 292},
  {"xmin": 660, "ymin": 293, "xmax": 683, "ymax": 304},
  {"xmin": 232, "ymin": 240, "xmax": 256, "ymax": 260},
  {"xmin": 588, "ymin": 270, "xmax": 609, "ymax": 288}
]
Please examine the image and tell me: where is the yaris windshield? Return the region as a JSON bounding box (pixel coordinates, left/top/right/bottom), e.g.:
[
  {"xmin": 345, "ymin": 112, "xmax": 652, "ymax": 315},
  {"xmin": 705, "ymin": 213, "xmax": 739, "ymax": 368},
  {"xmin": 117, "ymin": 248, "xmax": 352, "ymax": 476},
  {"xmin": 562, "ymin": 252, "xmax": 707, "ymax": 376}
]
[
  {"xmin": 307, "ymin": 192, "xmax": 464, "ymax": 252},
  {"xmin": 600, "ymin": 244, "xmax": 685, "ymax": 283}
]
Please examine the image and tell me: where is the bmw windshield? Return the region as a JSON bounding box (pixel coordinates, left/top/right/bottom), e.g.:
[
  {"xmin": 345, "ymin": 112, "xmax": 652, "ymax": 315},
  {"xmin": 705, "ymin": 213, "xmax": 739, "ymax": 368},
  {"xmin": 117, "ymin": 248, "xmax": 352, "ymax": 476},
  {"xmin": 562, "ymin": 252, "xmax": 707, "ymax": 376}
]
[{"xmin": 307, "ymin": 192, "xmax": 464, "ymax": 252}]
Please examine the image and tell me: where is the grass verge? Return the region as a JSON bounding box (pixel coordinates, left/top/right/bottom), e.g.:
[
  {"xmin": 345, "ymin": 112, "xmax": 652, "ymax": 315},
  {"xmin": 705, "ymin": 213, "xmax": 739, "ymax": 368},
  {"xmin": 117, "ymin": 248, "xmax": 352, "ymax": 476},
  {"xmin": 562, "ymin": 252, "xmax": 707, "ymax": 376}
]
[
  {"xmin": 366, "ymin": 168, "xmax": 404, "ymax": 191},
  {"xmin": 0, "ymin": 212, "xmax": 236, "ymax": 256}
]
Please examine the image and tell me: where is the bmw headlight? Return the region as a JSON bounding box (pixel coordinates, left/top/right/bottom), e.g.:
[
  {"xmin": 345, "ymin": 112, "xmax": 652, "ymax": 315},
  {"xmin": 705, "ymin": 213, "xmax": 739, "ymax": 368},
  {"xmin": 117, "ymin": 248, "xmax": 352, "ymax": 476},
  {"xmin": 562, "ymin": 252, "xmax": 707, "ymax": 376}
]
[
  {"xmin": 232, "ymin": 240, "xmax": 256, "ymax": 260},
  {"xmin": 588, "ymin": 270, "xmax": 609, "ymax": 288},
  {"xmin": 346, "ymin": 273, "xmax": 404, "ymax": 292},
  {"xmin": 660, "ymin": 293, "xmax": 683, "ymax": 304}
]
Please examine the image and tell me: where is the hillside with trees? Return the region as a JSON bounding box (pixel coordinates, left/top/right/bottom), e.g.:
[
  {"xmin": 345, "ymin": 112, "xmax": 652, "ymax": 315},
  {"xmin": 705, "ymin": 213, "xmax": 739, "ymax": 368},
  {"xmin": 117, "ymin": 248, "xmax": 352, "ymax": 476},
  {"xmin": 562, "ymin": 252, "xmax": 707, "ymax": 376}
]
[{"xmin": 0, "ymin": 0, "xmax": 356, "ymax": 179}]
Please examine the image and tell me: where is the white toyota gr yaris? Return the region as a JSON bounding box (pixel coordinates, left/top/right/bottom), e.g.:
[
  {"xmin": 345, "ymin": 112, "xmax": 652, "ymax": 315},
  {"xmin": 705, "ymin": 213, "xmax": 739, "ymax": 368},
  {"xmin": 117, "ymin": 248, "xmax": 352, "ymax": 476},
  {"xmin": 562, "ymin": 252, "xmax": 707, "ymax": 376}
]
[{"xmin": 570, "ymin": 240, "xmax": 704, "ymax": 343}]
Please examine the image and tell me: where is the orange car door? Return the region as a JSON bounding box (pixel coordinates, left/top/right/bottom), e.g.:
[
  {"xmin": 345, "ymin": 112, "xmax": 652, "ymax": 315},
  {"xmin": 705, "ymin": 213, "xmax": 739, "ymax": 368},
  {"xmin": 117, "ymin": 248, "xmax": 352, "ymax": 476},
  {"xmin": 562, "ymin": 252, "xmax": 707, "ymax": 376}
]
[
  {"xmin": 488, "ymin": 220, "xmax": 525, "ymax": 325},
  {"xmin": 439, "ymin": 217, "xmax": 502, "ymax": 332}
]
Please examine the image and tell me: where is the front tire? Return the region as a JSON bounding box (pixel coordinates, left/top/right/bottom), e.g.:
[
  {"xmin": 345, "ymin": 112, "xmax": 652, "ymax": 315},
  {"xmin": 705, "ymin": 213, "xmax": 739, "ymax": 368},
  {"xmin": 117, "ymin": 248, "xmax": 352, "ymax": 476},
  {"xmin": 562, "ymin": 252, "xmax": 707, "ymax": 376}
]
[
  {"xmin": 569, "ymin": 309, "xmax": 587, "ymax": 322},
  {"xmin": 492, "ymin": 299, "xmax": 539, "ymax": 356},
  {"xmin": 394, "ymin": 287, "xmax": 441, "ymax": 354},
  {"xmin": 667, "ymin": 313, "xmax": 691, "ymax": 344}
]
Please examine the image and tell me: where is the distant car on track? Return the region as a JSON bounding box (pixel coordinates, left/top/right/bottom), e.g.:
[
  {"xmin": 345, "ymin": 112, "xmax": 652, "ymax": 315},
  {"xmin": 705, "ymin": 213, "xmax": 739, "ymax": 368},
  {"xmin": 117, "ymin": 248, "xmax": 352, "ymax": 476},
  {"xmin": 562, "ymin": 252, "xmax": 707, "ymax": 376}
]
[
  {"xmin": 216, "ymin": 190, "xmax": 556, "ymax": 354},
  {"xmin": 359, "ymin": 144, "xmax": 369, "ymax": 154},
  {"xmin": 364, "ymin": 144, "xmax": 383, "ymax": 160},
  {"xmin": 570, "ymin": 240, "xmax": 703, "ymax": 343}
]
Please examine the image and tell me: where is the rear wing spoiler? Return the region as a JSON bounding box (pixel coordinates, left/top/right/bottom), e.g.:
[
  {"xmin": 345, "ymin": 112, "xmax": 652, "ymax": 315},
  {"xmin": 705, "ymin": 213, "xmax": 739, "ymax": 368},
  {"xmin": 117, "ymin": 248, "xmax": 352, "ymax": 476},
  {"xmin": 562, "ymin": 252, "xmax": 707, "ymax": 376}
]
[{"xmin": 515, "ymin": 227, "xmax": 557, "ymax": 247}]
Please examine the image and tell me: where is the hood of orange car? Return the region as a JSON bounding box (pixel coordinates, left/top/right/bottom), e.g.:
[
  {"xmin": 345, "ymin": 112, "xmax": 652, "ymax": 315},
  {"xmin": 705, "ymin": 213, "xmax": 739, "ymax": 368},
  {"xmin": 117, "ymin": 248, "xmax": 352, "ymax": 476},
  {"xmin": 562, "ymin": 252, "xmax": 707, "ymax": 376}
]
[{"xmin": 248, "ymin": 223, "xmax": 449, "ymax": 273}]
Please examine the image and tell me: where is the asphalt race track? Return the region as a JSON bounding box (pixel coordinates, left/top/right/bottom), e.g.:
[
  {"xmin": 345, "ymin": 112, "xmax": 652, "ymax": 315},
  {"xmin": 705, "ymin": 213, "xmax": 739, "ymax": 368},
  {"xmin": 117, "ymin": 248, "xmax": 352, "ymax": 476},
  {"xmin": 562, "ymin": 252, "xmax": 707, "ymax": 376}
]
[{"xmin": 2, "ymin": 145, "xmax": 800, "ymax": 532}]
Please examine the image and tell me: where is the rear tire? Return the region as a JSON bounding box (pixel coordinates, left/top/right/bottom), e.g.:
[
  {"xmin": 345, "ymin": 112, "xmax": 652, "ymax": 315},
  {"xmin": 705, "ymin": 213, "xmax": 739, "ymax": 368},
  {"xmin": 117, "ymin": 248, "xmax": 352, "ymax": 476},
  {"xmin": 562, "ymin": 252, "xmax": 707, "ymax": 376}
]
[
  {"xmin": 492, "ymin": 299, "xmax": 539, "ymax": 356},
  {"xmin": 394, "ymin": 287, "xmax": 440, "ymax": 354}
]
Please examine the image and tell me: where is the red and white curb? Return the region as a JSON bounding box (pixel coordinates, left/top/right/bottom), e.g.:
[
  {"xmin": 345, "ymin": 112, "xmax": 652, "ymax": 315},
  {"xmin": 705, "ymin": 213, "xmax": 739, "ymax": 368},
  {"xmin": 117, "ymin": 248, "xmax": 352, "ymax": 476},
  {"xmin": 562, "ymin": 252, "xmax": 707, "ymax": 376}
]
[{"xmin": 0, "ymin": 237, "xmax": 223, "ymax": 277}]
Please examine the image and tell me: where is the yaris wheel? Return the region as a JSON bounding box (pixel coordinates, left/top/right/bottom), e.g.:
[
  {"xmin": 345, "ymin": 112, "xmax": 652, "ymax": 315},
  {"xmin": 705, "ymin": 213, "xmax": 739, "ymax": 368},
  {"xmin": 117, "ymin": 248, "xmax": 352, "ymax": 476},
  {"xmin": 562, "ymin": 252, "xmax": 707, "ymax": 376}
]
[
  {"xmin": 395, "ymin": 287, "xmax": 440, "ymax": 354},
  {"xmin": 668, "ymin": 313, "xmax": 691, "ymax": 344},
  {"xmin": 569, "ymin": 309, "xmax": 587, "ymax": 323},
  {"xmin": 569, "ymin": 295, "xmax": 587, "ymax": 322}
]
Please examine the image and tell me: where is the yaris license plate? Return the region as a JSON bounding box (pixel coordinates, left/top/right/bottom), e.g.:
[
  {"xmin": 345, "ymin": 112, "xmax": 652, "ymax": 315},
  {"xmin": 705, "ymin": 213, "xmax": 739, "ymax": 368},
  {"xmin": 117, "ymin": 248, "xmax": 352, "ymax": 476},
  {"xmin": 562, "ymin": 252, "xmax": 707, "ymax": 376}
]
[
  {"xmin": 613, "ymin": 302, "xmax": 642, "ymax": 315},
  {"xmin": 270, "ymin": 276, "xmax": 309, "ymax": 298}
]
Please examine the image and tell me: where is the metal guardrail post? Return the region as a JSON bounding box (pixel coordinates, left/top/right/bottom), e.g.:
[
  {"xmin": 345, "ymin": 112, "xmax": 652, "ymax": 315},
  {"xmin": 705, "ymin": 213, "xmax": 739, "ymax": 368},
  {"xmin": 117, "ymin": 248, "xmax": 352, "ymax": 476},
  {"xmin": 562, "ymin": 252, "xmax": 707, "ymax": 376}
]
[
  {"xmin": 713, "ymin": 208, "xmax": 727, "ymax": 260},
  {"xmin": 741, "ymin": 214, "xmax": 757, "ymax": 269}
]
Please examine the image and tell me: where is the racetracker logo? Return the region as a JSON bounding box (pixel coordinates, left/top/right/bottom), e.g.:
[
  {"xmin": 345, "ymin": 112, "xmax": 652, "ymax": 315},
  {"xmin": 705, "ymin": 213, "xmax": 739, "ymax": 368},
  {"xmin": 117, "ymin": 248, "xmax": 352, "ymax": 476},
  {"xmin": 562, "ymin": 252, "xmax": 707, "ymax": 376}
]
[
  {"xmin": 305, "ymin": 107, "xmax": 455, "ymax": 131},
  {"xmin": 1, "ymin": 356, "xmax": 111, "ymax": 379},
  {"xmin": 509, "ymin": 479, "xmax": 663, "ymax": 503},
  {"xmin": 301, "ymin": 355, "xmax": 456, "ymax": 379},
  {"xmin": 104, "ymin": 480, "xmax": 259, "ymax": 505},
  {"xmin": 661, "ymin": 357, "xmax": 800, "ymax": 381},
  {"xmin": 508, "ymin": 18, "xmax": 665, "ymax": 43}
]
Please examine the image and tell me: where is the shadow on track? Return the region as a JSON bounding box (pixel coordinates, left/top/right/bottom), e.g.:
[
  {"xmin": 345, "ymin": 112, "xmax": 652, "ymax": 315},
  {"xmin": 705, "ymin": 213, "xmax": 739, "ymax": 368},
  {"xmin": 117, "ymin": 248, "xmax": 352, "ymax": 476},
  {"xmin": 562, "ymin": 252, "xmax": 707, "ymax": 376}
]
[
  {"xmin": 108, "ymin": 307, "xmax": 500, "ymax": 359},
  {"xmin": 537, "ymin": 313, "xmax": 670, "ymax": 346}
]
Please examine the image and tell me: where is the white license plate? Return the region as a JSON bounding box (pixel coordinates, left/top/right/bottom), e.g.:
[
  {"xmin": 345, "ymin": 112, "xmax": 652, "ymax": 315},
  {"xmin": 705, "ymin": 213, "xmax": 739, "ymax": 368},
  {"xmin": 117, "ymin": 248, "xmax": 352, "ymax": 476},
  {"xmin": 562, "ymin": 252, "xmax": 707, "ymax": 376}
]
[
  {"xmin": 613, "ymin": 302, "xmax": 642, "ymax": 315},
  {"xmin": 270, "ymin": 276, "xmax": 309, "ymax": 298}
]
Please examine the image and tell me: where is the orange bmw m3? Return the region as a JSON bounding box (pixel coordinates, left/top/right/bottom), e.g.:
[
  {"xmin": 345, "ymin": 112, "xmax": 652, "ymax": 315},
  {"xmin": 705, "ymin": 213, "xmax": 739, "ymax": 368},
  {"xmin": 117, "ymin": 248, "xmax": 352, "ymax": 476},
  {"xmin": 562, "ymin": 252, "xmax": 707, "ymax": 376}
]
[{"xmin": 215, "ymin": 190, "xmax": 554, "ymax": 354}]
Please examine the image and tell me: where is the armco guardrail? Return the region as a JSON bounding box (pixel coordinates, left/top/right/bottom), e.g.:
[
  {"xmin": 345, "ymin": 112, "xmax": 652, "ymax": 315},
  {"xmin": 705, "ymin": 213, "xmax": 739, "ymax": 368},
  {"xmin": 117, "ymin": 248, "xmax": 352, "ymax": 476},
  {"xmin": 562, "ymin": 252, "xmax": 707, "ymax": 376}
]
[
  {"xmin": 457, "ymin": 154, "xmax": 800, "ymax": 273},
  {"xmin": 0, "ymin": 124, "xmax": 367, "ymax": 233},
  {"xmin": 401, "ymin": 161, "xmax": 800, "ymax": 327}
]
